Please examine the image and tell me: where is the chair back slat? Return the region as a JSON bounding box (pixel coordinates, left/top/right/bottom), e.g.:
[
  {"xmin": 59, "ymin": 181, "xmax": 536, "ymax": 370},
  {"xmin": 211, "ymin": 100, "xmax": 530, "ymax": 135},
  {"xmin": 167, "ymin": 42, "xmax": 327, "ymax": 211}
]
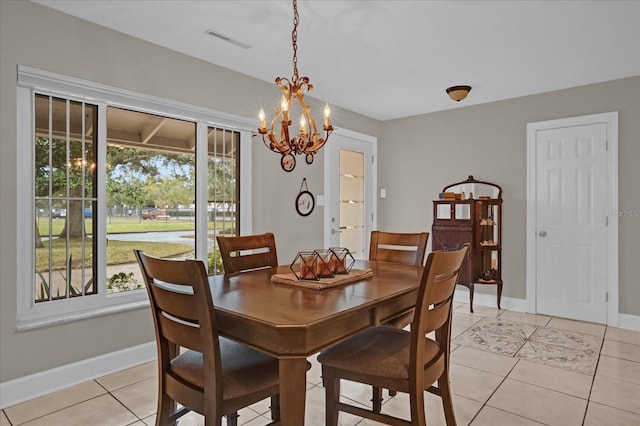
[
  {"xmin": 151, "ymin": 284, "xmax": 199, "ymax": 322},
  {"xmin": 374, "ymin": 248, "xmax": 421, "ymax": 265},
  {"xmin": 369, "ymin": 231, "xmax": 429, "ymax": 266},
  {"xmin": 424, "ymin": 299, "xmax": 451, "ymax": 334},
  {"xmin": 428, "ymin": 271, "xmax": 460, "ymax": 306},
  {"xmin": 217, "ymin": 233, "xmax": 278, "ymax": 273},
  {"xmin": 158, "ymin": 313, "xmax": 204, "ymax": 352}
]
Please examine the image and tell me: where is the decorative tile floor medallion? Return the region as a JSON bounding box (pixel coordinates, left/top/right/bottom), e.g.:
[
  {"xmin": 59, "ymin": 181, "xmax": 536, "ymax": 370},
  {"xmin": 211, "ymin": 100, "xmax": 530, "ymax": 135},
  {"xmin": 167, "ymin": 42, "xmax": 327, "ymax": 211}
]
[
  {"xmin": 453, "ymin": 318, "xmax": 538, "ymax": 356},
  {"xmin": 516, "ymin": 327, "xmax": 602, "ymax": 375},
  {"xmin": 454, "ymin": 317, "xmax": 604, "ymax": 375}
]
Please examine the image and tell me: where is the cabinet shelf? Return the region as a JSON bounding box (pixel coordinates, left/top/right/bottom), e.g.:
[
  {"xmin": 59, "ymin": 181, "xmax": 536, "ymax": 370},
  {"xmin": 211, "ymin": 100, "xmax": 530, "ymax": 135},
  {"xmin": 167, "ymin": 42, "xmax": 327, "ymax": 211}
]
[{"xmin": 431, "ymin": 176, "xmax": 503, "ymax": 313}]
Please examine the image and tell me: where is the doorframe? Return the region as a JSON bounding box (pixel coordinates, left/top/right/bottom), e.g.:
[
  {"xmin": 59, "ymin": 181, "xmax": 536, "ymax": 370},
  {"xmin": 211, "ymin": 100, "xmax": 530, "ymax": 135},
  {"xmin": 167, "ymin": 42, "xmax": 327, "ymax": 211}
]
[
  {"xmin": 323, "ymin": 127, "xmax": 378, "ymax": 252},
  {"xmin": 526, "ymin": 112, "xmax": 618, "ymax": 325}
]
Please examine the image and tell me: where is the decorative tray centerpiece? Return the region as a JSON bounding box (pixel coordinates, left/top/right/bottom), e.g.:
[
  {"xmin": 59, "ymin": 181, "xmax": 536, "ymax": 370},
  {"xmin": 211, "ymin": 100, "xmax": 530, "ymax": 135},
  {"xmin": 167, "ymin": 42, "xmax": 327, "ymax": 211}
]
[
  {"xmin": 290, "ymin": 247, "xmax": 355, "ymax": 280},
  {"xmin": 270, "ymin": 248, "xmax": 371, "ymax": 290}
]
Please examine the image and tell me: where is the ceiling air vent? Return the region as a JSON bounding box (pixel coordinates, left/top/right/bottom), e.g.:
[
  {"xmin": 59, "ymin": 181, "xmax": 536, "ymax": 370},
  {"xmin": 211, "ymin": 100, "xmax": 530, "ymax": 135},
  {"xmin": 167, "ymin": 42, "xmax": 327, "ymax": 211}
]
[{"xmin": 205, "ymin": 29, "xmax": 252, "ymax": 49}]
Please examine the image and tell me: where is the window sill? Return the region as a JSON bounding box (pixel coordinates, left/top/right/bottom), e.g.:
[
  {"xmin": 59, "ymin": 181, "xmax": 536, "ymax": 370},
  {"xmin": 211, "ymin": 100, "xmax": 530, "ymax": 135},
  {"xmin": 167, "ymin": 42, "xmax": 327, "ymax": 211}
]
[{"xmin": 16, "ymin": 298, "xmax": 150, "ymax": 331}]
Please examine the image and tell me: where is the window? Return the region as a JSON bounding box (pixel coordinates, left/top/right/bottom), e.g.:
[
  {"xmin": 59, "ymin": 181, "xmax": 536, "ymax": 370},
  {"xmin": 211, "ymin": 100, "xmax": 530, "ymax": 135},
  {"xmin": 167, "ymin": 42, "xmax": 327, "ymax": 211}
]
[
  {"xmin": 207, "ymin": 127, "xmax": 240, "ymax": 274},
  {"xmin": 34, "ymin": 95, "xmax": 98, "ymax": 302},
  {"xmin": 17, "ymin": 66, "xmax": 252, "ymax": 329}
]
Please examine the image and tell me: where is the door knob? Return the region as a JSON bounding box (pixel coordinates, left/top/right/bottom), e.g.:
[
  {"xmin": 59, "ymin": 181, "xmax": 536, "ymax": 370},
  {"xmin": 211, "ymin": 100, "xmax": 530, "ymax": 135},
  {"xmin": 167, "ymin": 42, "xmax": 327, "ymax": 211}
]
[
  {"xmin": 538, "ymin": 230, "xmax": 547, "ymax": 237},
  {"xmin": 331, "ymin": 228, "xmax": 342, "ymax": 235}
]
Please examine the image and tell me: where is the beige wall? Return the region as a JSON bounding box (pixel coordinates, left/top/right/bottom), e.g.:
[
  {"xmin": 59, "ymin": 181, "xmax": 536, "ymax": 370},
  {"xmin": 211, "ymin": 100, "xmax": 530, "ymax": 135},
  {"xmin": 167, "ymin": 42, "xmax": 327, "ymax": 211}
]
[
  {"xmin": 1, "ymin": 0, "xmax": 638, "ymax": 387},
  {"xmin": 0, "ymin": 1, "xmax": 379, "ymax": 383},
  {"xmin": 378, "ymin": 76, "xmax": 640, "ymax": 314}
]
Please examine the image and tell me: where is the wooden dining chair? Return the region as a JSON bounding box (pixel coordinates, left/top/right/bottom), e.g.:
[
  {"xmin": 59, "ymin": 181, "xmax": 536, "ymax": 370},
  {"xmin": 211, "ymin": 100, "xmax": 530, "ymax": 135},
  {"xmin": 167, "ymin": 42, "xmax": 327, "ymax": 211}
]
[
  {"xmin": 369, "ymin": 230, "xmax": 429, "ymax": 268},
  {"xmin": 369, "ymin": 230, "xmax": 429, "ymax": 329},
  {"xmin": 368, "ymin": 231, "xmax": 430, "ymax": 405},
  {"xmin": 135, "ymin": 250, "xmax": 281, "ymax": 426},
  {"xmin": 318, "ymin": 245, "xmax": 468, "ymax": 426},
  {"xmin": 216, "ymin": 232, "xmax": 278, "ymax": 273}
]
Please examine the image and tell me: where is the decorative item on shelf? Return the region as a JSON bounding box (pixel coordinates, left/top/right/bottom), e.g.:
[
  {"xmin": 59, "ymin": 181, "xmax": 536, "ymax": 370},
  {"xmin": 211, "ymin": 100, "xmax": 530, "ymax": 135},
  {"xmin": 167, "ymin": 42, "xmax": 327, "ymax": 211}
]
[
  {"xmin": 441, "ymin": 242, "xmax": 460, "ymax": 252},
  {"xmin": 328, "ymin": 247, "xmax": 355, "ymax": 275},
  {"xmin": 478, "ymin": 268, "xmax": 498, "ymax": 282},
  {"xmin": 442, "ymin": 192, "xmax": 456, "ymax": 200},
  {"xmin": 295, "ymin": 178, "xmax": 315, "ymax": 216},
  {"xmin": 257, "ymin": 0, "xmax": 334, "ymax": 172}
]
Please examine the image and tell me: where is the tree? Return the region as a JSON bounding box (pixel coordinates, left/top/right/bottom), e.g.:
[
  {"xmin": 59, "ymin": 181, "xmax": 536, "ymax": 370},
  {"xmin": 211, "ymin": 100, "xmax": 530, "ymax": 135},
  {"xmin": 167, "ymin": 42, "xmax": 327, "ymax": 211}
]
[
  {"xmin": 34, "ymin": 136, "xmax": 95, "ymax": 241},
  {"xmin": 107, "ymin": 147, "xmax": 194, "ymax": 209}
]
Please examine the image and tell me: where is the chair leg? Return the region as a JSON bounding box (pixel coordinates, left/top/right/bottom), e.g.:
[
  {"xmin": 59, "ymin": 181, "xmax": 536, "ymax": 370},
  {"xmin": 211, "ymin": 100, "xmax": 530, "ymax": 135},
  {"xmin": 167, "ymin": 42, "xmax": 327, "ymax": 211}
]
[
  {"xmin": 156, "ymin": 391, "xmax": 172, "ymax": 425},
  {"xmin": 270, "ymin": 395, "xmax": 281, "ymax": 421},
  {"xmin": 225, "ymin": 411, "xmax": 239, "ymax": 426},
  {"xmin": 324, "ymin": 368, "xmax": 340, "ymax": 426},
  {"xmin": 439, "ymin": 375, "xmax": 457, "ymax": 426},
  {"xmin": 388, "ymin": 389, "xmax": 397, "ymax": 397},
  {"xmin": 409, "ymin": 384, "xmax": 426, "ymax": 426},
  {"xmin": 372, "ymin": 386, "xmax": 383, "ymax": 413}
]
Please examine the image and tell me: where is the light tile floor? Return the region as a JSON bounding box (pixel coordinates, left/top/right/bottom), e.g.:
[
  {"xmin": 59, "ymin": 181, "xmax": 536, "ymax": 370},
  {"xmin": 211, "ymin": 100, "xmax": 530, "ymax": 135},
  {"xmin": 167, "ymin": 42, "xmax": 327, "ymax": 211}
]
[{"xmin": 3, "ymin": 303, "xmax": 640, "ymax": 425}]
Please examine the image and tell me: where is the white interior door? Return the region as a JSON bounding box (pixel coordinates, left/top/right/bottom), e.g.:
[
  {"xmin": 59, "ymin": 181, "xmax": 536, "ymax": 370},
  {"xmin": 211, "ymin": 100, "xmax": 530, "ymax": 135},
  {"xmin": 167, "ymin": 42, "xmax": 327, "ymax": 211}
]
[
  {"xmin": 324, "ymin": 130, "xmax": 376, "ymax": 259},
  {"xmin": 529, "ymin": 116, "xmax": 614, "ymax": 324}
]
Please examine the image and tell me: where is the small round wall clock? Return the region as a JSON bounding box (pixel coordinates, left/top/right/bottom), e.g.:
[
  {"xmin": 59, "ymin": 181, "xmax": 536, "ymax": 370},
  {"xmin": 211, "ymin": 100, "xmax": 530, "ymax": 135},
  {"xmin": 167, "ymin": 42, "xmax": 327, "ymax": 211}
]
[{"xmin": 295, "ymin": 178, "xmax": 315, "ymax": 216}]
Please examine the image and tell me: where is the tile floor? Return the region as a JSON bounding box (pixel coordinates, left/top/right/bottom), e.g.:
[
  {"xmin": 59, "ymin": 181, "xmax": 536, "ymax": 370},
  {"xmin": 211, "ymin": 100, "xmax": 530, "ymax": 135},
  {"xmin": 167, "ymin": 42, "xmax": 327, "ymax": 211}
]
[{"xmin": 3, "ymin": 303, "xmax": 640, "ymax": 425}]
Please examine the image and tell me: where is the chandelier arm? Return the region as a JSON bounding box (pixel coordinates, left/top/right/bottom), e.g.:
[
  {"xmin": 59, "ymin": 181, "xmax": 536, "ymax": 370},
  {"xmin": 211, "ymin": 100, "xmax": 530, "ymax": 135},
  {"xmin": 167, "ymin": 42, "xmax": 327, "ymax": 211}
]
[
  {"xmin": 263, "ymin": 108, "xmax": 291, "ymax": 154},
  {"xmin": 306, "ymin": 129, "xmax": 334, "ymax": 152},
  {"xmin": 261, "ymin": 134, "xmax": 279, "ymax": 153},
  {"xmin": 307, "ymin": 114, "xmax": 319, "ymax": 137},
  {"xmin": 277, "ymin": 77, "xmax": 292, "ymax": 90},
  {"xmin": 295, "ymin": 89, "xmax": 314, "ymax": 129},
  {"xmin": 266, "ymin": 133, "xmax": 290, "ymax": 154}
]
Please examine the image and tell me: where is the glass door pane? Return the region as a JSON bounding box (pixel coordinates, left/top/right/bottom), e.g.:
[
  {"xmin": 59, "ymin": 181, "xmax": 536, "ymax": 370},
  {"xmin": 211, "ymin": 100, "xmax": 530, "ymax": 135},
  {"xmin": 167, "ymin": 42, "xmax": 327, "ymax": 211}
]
[{"xmin": 339, "ymin": 149, "xmax": 365, "ymax": 258}]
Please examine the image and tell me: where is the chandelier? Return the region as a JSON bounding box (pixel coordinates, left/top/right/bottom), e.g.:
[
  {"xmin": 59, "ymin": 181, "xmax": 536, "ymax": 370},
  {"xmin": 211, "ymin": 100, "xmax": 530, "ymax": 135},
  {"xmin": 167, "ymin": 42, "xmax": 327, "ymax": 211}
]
[{"xmin": 258, "ymin": 0, "xmax": 333, "ymax": 172}]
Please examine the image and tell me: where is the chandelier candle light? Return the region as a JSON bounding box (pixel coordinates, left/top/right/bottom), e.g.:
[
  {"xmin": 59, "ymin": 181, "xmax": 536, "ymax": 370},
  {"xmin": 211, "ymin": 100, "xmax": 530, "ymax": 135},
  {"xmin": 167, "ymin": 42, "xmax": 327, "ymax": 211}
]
[{"xmin": 258, "ymin": 0, "xmax": 333, "ymax": 172}]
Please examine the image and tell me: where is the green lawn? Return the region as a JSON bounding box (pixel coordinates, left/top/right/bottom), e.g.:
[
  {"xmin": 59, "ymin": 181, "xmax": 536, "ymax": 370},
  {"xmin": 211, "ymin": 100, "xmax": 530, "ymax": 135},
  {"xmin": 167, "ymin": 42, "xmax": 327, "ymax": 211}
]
[
  {"xmin": 36, "ymin": 238, "xmax": 194, "ymax": 271},
  {"xmin": 36, "ymin": 216, "xmax": 234, "ymax": 236},
  {"xmin": 35, "ymin": 216, "xmax": 233, "ymax": 271}
]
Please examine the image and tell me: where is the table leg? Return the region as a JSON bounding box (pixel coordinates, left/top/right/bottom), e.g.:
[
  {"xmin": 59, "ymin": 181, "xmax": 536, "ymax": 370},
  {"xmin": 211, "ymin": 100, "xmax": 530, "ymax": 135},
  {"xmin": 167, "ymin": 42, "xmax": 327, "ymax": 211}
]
[{"xmin": 279, "ymin": 357, "xmax": 308, "ymax": 426}]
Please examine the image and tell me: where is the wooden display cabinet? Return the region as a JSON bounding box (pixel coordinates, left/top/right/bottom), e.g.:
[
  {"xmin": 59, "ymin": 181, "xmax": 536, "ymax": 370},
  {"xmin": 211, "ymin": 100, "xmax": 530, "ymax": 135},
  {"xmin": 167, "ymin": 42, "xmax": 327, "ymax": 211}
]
[{"xmin": 431, "ymin": 176, "xmax": 502, "ymax": 313}]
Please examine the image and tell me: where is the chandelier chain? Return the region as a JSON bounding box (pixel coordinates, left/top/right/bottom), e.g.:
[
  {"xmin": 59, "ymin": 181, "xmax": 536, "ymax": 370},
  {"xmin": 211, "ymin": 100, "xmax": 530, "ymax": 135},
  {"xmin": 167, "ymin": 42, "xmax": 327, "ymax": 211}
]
[{"xmin": 292, "ymin": 0, "xmax": 299, "ymax": 82}]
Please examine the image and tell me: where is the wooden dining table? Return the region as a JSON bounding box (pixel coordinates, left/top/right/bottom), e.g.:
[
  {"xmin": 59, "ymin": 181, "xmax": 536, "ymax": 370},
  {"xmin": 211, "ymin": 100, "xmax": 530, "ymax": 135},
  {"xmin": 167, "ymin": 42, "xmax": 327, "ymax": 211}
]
[{"xmin": 208, "ymin": 259, "xmax": 424, "ymax": 425}]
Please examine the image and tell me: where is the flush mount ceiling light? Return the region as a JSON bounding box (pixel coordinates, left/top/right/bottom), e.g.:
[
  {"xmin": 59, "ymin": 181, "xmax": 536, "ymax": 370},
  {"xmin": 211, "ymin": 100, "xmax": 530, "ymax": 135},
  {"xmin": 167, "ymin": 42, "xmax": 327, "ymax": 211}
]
[
  {"xmin": 446, "ymin": 85, "xmax": 472, "ymax": 102},
  {"xmin": 257, "ymin": 0, "xmax": 333, "ymax": 172}
]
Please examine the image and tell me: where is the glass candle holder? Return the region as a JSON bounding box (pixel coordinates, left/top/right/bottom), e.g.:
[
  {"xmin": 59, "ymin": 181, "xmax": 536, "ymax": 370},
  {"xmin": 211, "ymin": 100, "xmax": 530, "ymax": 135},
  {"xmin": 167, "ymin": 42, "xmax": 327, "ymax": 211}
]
[
  {"xmin": 290, "ymin": 251, "xmax": 320, "ymax": 280},
  {"xmin": 329, "ymin": 247, "xmax": 354, "ymax": 274},
  {"xmin": 314, "ymin": 249, "xmax": 334, "ymax": 278}
]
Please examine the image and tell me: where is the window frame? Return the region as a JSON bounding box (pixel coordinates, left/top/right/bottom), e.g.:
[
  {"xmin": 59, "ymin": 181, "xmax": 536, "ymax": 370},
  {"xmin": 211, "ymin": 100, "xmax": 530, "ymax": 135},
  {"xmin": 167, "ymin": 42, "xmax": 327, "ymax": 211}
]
[{"xmin": 17, "ymin": 65, "xmax": 254, "ymax": 330}]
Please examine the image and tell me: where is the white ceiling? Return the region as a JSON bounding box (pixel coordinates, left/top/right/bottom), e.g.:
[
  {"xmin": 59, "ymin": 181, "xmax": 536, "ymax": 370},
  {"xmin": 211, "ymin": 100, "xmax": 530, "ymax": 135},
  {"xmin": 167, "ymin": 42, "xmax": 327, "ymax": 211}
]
[{"xmin": 33, "ymin": 0, "xmax": 640, "ymax": 121}]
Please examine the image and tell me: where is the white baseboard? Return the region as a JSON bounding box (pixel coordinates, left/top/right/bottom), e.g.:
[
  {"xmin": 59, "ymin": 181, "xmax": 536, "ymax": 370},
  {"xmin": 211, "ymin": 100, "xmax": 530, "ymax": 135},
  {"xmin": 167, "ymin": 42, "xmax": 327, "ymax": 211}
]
[
  {"xmin": 618, "ymin": 313, "xmax": 640, "ymax": 331},
  {"xmin": 454, "ymin": 288, "xmax": 529, "ymax": 312},
  {"xmin": 0, "ymin": 341, "xmax": 156, "ymax": 409},
  {"xmin": 454, "ymin": 288, "xmax": 640, "ymax": 332}
]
